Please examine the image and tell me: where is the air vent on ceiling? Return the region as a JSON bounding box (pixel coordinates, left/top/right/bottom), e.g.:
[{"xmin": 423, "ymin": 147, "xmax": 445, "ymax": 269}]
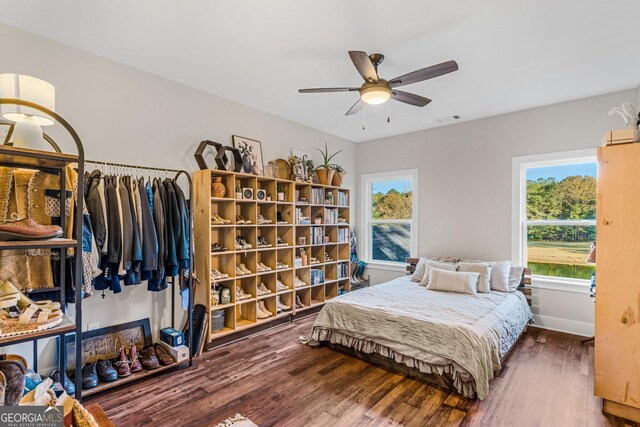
[{"xmin": 435, "ymin": 115, "xmax": 462, "ymax": 124}]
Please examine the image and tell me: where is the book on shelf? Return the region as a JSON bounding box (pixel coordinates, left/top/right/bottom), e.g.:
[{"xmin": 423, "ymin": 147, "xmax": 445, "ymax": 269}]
[
  {"xmin": 295, "ymin": 208, "xmax": 310, "ymax": 224},
  {"xmin": 311, "ymin": 227, "xmax": 325, "ymax": 245},
  {"xmin": 324, "ymin": 208, "xmax": 338, "ymax": 224},
  {"xmin": 310, "ymin": 268, "xmax": 324, "ymax": 285},
  {"xmin": 311, "ymin": 188, "xmax": 324, "ymax": 204},
  {"xmin": 337, "ymin": 191, "xmax": 349, "ymax": 206},
  {"xmin": 337, "ymin": 228, "xmax": 349, "ymax": 243},
  {"xmin": 338, "ymin": 262, "xmax": 349, "ymax": 280}
]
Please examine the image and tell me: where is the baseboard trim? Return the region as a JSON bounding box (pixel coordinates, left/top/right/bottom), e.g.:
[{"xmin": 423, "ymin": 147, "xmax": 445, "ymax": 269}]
[{"xmin": 532, "ymin": 314, "xmax": 594, "ymax": 337}]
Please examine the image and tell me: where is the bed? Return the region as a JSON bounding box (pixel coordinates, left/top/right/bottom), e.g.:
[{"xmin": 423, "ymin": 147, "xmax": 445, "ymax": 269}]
[{"xmin": 308, "ymin": 262, "xmax": 533, "ymax": 400}]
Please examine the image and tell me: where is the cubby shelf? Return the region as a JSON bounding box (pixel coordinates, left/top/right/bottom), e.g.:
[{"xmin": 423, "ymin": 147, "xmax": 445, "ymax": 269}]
[{"xmin": 194, "ymin": 169, "xmax": 350, "ymax": 346}]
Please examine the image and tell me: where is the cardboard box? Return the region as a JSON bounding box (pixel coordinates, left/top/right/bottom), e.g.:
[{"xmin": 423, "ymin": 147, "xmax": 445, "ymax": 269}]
[
  {"xmin": 160, "ymin": 342, "xmax": 189, "ymax": 363},
  {"xmin": 160, "ymin": 327, "xmax": 184, "ymax": 347}
]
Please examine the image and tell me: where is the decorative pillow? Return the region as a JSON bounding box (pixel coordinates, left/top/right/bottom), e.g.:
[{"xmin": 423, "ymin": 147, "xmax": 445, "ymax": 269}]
[
  {"xmin": 457, "ymin": 262, "xmax": 492, "ymax": 293},
  {"xmin": 418, "ymin": 261, "xmax": 457, "ymax": 286},
  {"xmin": 426, "ymin": 268, "xmax": 479, "ymax": 295},
  {"xmin": 509, "ymin": 266, "xmax": 525, "ymax": 292},
  {"xmin": 410, "ymin": 256, "xmax": 461, "ymax": 282},
  {"xmin": 489, "ymin": 260, "xmax": 511, "ymax": 292}
]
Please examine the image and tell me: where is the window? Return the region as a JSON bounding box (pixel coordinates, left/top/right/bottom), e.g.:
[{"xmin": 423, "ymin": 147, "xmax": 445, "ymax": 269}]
[
  {"xmin": 361, "ymin": 169, "xmax": 418, "ymax": 267},
  {"xmin": 512, "ymin": 149, "xmax": 596, "ymax": 283}
]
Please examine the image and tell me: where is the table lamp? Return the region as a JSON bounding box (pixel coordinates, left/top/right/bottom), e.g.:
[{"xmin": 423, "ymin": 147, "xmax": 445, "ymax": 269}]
[{"xmin": 0, "ymin": 73, "xmax": 55, "ymax": 150}]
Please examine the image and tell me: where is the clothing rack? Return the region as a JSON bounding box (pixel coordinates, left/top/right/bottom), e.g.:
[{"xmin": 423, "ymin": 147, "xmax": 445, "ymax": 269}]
[{"xmin": 83, "ymin": 159, "xmax": 194, "ymax": 385}]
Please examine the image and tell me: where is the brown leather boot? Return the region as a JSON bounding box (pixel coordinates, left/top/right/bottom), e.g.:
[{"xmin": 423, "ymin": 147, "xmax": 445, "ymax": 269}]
[
  {"xmin": 153, "ymin": 344, "xmax": 174, "ymax": 366},
  {"xmin": 0, "ymin": 359, "xmax": 26, "ymax": 406},
  {"xmin": 114, "ymin": 347, "xmax": 131, "ymax": 377},
  {"xmin": 140, "ymin": 346, "xmax": 159, "ymax": 370},
  {"xmin": 128, "ymin": 345, "xmax": 142, "ymax": 372}
]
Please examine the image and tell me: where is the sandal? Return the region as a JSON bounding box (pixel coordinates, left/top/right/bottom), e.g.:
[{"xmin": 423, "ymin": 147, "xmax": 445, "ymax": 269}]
[
  {"xmin": 0, "ymin": 280, "xmax": 20, "ymax": 309},
  {"xmin": 0, "ymin": 305, "xmax": 63, "ymax": 337}
]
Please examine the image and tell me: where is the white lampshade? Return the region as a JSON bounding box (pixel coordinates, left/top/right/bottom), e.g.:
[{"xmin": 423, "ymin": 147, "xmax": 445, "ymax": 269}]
[{"xmin": 0, "ymin": 74, "xmax": 55, "ymax": 126}]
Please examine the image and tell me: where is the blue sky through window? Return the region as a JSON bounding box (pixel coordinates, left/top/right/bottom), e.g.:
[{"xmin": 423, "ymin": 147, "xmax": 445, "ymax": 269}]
[
  {"xmin": 526, "ymin": 162, "xmax": 597, "ymax": 181},
  {"xmin": 372, "ymin": 179, "xmax": 413, "ymax": 194}
]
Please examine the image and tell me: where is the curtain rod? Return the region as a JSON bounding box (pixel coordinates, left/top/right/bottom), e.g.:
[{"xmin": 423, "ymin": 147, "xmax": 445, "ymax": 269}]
[{"xmin": 85, "ymin": 159, "xmax": 185, "ymax": 174}]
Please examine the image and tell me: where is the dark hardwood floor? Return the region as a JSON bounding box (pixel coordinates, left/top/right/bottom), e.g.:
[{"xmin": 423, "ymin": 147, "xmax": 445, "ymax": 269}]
[{"xmin": 87, "ymin": 315, "xmax": 633, "ymax": 427}]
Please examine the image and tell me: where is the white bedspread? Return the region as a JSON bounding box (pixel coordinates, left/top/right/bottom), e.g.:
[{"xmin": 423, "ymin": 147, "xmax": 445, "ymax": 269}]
[{"xmin": 309, "ymin": 275, "xmax": 532, "ymax": 399}]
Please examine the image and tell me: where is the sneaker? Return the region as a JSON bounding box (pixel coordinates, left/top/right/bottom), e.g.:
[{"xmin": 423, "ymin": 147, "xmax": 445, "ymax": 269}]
[
  {"xmin": 276, "ymin": 279, "xmax": 288, "ymax": 292},
  {"xmin": 294, "ymin": 276, "xmax": 307, "ymax": 288},
  {"xmin": 257, "ymin": 214, "xmax": 272, "ymax": 224},
  {"xmin": 276, "ymin": 236, "xmax": 288, "ymax": 247},
  {"xmin": 214, "ymin": 214, "xmax": 231, "ymax": 224},
  {"xmin": 277, "ymin": 212, "xmax": 286, "ymax": 224},
  {"xmin": 276, "ymin": 262, "xmax": 289, "ymax": 270},
  {"xmin": 258, "ymin": 262, "xmax": 272, "ymax": 271},
  {"xmin": 296, "ymin": 295, "xmax": 305, "ymax": 309},
  {"xmin": 235, "ymin": 215, "xmax": 245, "ymax": 225},
  {"xmin": 239, "ymin": 263, "xmax": 252, "ymax": 275},
  {"xmin": 258, "ymin": 301, "xmax": 273, "ymax": 317},
  {"xmin": 235, "ymin": 266, "xmax": 245, "ymax": 276},
  {"xmin": 211, "ymin": 213, "xmax": 224, "ymax": 225},
  {"xmin": 236, "ymin": 286, "xmax": 251, "ymax": 300},
  {"xmin": 236, "ymin": 236, "xmax": 252, "ymax": 249},
  {"xmin": 212, "ymin": 269, "xmax": 228, "ymax": 280},
  {"xmin": 257, "ymin": 283, "xmax": 271, "ymax": 295},
  {"xmin": 324, "ymin": 252, "xmax": 333, "ymax": 262},
  {"xmin": 211, "ymin": 242, "xmax": 228, "ymax": 252},
  {"xmin": 277, "ymin": 295, "xmax": 291, "ymax": 311}
]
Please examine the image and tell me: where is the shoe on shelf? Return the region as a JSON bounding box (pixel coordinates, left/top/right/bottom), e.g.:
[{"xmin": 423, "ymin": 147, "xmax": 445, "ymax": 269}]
[
  {"xmin": 276, "ymin": 236, "xmax": 289, "ymax": 247},
  {"xmin": 81, "ymin": 363, "xmax": 98, "ymax": 390},
  {"xmin": 237, "ymin": 215, "xmax": 251, "ymax": 224},
  {"xmin": 211, "ymin": 242, "xmax": 228, "ymax": 253},
  {"xmin": 140, "ymin": 346, "xmax": 160, "ymax": 370},
  {"xmin": 236, "ymin": 286, "xmax": 252, "ymax": 300},
  {"xmin": 97, "ymin": 359, "xmax": 118, "ymax": 383},
  {"xmin": 310, "ymin": 257, "xmax": 320, "ymax": 265},
  {"xmin": 0, "ymin": 358, "xmax": 26, "ymax": 405},
  {"xmin": 257, "ymin": 306, "xmax": 270, "ymax": 319},
  {"xmin": 296, "ymin": 295, "xmax": 305, "ymax": 309},
  {"xmin": 276, "ymin": 262, "xmax": 289, "ymax": 270},
  {"xmin": 113, "ymin": 347, "xmax": 131, "ymax": 378},
  {"xmin": 277, "ymin": 295, "xmax": 291, "ymax": 311},
  {"xmin": 294, "ymin": 276, "xmax": 307, "ymax": 288},
  {"xmin": 258, "ymin": 262, "xmax": 271, "ymax": 271},
  {"xmin": 51, "ymin": 369, "xmax": 75, "ymax": 394},
  {"xmin": 257, "ymin": 236, "xmax": 271, "ymax": 248},
  {"xmin": 0, "ymin": 216, "xmax": 63, "ymax": 241},
  {"xmin": 153, "ymin": 344, "xmax": 174, "ymax": 366},
  {"xmin": 257, "ymin": 283, "xmax": 271, "ymax": 296},
  {"xmin": 257, "ymin": 215, "xmax": 272, "ymax": 224},
  {"xmin": 235, "ymin": 266, "xmax": 245, "ymax": 276},
  {"xmin": 236, "ymin": 236, "xmax": 252, "ymax": 250},
  {"xmin": 258, "ymin": 301, "xmax": 273, "ymax": 317},
  {"xmin": 324, "ymin": 252, "xmax": 333, "ymax": 262},
  {"xmin": 239, "ymin": 263, "xmax": 252, "ymax": 275},
  {"xmin": 276, "ymin": 212, "xmax": 286, "ymax": 224},
  {"xmin": 129, "ymin": 345, "xmax": 142, "ymax": 372},
  {"xmin": 211, "ymin": 269, "xmax": 228, "ymax": 280},
  {"xmin": 213, "ymin": 213, "xmax": 231, "ymax": 224},
  {"xmin": 276, "ymin": 279, "xmax": 288, "ymax": 292}
]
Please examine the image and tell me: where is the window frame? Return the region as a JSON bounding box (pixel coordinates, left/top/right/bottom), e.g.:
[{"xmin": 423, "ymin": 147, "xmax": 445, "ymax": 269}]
[
  {"xmin": 361, "ymin": 168, "xmax": 419, "ymax": 270},
  {"xmin": 511, "ymin": 148, "xmax": 596, "ymax": 290}
]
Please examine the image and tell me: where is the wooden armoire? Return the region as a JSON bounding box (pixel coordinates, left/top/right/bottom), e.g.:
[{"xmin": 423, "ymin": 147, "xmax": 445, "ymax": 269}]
[{"xmin": 595, "ymin": 133, "xmax": 640, "ymax": 422}]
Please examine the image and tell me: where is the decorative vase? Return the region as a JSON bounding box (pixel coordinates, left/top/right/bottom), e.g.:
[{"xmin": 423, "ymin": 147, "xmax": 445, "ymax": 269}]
[
  {"xmin": 325, "ymin": 169, "xmax": 335, "ymax": 186},
  {"xmin": 633, "ymin": 127, "xmax": 640, "ymax": 143},
  {"xmin": 211, "ymin": 177, "xmax": 226, "ymax": 198},
  {"xmin": 332, "ymin": 172, "xmax": 345, "ymax": 187},
  {"xmin": 242, "ymin": 154, "xmax": 252, "ymax": 173},
  {"xmin": 316, "ymin": 168, "xmax": 329, "ymax": 185},
  {"xmin": 277, "ymin": 192, "xmax": 285, "ymax": 201}
]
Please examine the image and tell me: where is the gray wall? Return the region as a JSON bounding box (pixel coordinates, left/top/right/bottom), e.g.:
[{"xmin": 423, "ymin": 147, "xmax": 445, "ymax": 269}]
[{"xmin": 356, "ymin": 89, "xmax": 637, "ymax": 336}]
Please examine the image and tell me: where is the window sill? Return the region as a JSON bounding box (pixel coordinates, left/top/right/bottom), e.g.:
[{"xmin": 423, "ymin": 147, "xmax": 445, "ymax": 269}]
[
  {"xmin": 365, "ymin": 261, "xmax": 408, "ymax": 273},
  {"xmin": 528, "ymin": 276, "xmax": 592, "ymax": 294}
]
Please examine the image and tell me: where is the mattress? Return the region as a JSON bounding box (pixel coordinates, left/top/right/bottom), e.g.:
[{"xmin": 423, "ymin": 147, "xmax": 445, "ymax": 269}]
[{"xmin": 309, "ymin": 275, "xmax": 532, "ymax": 399}]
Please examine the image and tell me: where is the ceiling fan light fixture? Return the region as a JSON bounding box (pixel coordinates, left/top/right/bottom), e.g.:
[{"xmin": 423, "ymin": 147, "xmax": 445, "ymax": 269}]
[{"xmin": 360, "ymin": 85, "xmax": 391, "ymax": 105}]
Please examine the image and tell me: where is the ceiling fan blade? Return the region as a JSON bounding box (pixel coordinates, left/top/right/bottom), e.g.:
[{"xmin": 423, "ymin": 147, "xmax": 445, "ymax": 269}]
[
  {"xmin": 298, "ymin": 87, "xmax": 359, "ymax": 93},
  {"xmin": 389, "ymin": 60, "xmax": 458, "ymax": 87},
  {"xmin": 348, "ymin": 51, "xmax": 378, "ymax": 82},
  {"xmin": 391, "ymin": 90, "xmax": 432, "ymax": 107},
  {"xmin": 345, "ymin": 99, "xmax": 364, "ymax": 116}
]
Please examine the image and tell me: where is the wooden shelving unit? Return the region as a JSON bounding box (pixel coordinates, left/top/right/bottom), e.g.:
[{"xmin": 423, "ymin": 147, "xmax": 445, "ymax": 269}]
[{"xmin": 193, "ymin": 169, "xmax": 350, "ymax": 345}]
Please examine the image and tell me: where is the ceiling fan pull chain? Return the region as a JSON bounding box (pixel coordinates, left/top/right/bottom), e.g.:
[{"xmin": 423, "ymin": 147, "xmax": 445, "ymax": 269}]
[
  {"xmin": 362, "ymin": 104, "xmax": 366, "ymax": 130},
  {"xmin": 387, "ymin": 101, "xmax": 391, "ymax": 124}
]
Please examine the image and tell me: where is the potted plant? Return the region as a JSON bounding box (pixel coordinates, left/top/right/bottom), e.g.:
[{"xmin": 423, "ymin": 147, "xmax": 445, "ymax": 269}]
[
  {"xmin": 277, "ymin": 184, "xmax": 286, "ymax": 201},
  {"xmin": 330, "ymin": 164, "xmax": 346, "ymax": 187},
  {"xmin": 235, "ymin": 184, "xmax": 242, "ymax": 199},
  {"xmin": 316, "ymin": 142, "xmax": 342, "ymax": 185}
]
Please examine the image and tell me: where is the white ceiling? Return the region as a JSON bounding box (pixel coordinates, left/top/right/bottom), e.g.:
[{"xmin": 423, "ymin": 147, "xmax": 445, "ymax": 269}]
[{"xmin": 1, "ymin": 1, "xmax": 639, "ymax": 142}]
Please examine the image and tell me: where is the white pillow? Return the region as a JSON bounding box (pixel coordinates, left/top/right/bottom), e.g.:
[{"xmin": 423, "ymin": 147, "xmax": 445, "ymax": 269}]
[
  {"xmin": 457, "ymin": 262, "xmax": 492, "ymax": 293},
  {"xmin": 426, "ymin": 268, "xmax": 479, "ymax": 295},
  {"xmin": 509, "ymin": 266, "xmax": 525, "ymax": 292},
  {"xmin": 490, "ymin": 260, "xmax": 511, "ymax": 292},
  {"xmin": 411, "ymin": 257, "xmax": 428, "ymax": 282},
  {"xmin": 418, "ymin": 261, "xmax": 457, "ymax": 286}
]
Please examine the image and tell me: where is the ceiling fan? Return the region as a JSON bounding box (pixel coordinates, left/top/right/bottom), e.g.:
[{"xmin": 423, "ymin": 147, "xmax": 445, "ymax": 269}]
[{"xmin": 298, "ymin": 51, "xmax": 458, "ymax": 116}]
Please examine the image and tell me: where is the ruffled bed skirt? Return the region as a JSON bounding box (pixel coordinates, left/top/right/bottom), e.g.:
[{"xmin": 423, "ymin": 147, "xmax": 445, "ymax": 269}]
[{"xmin": 310, "ymin": 327, "xmax": 477, "ymax": 398}]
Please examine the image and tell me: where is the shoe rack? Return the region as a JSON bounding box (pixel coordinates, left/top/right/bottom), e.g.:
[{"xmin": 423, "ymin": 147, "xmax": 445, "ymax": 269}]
[{"xmin": 193, "ymin": 169, "xmax": 351, "ymax": 346}]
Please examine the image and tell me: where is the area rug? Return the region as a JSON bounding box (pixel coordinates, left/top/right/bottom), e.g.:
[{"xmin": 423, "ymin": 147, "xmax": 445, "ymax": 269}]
[{"xmin": 214, "ymin": 414, "xmax": 258, "ymax": 427}]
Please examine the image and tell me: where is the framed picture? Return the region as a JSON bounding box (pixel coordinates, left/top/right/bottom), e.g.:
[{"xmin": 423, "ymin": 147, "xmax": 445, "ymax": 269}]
[
  {"xmin": 0, "ymin": 122, "xmax": 14, "ymax": 145},
  {"xmin": 232, "ymin": 135, "xmax": 264, "ymax": 175}
]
